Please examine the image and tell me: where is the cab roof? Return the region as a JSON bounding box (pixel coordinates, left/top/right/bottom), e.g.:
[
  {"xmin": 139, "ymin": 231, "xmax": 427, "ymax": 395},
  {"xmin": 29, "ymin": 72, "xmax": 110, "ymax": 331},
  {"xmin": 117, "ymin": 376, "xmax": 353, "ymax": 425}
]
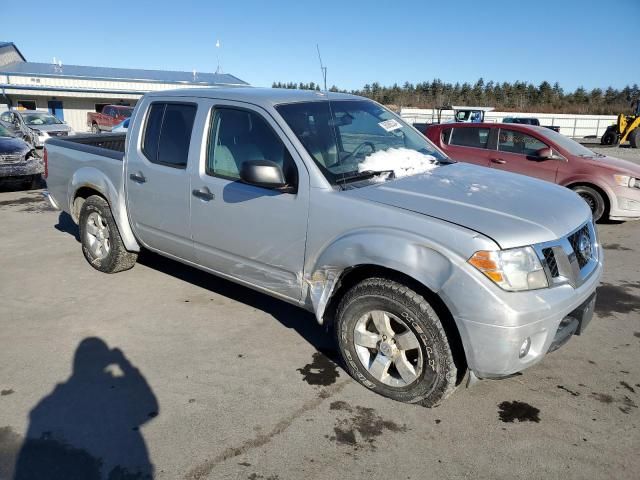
[{"xmin": 145, "ymin": 86, "xmax": 362, "ymax": 107}]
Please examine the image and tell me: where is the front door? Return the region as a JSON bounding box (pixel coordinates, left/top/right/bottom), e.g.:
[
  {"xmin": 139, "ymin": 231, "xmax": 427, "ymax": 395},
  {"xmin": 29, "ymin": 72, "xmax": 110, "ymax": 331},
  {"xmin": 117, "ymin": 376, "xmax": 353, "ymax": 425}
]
[
  {"xmin": 48, "ymin": 101, "xmax": 64, "ymax": 121},
  {"xmin": 126, "ymin": 100, "xmax": 198, "ymax": 261},
  {"xmin": 489, "ymin": 128, "xmax": 559, "ymax": 183},
  {"xmin": 189, "ymin": 102, "xmax": 309, "ymax": 300}
]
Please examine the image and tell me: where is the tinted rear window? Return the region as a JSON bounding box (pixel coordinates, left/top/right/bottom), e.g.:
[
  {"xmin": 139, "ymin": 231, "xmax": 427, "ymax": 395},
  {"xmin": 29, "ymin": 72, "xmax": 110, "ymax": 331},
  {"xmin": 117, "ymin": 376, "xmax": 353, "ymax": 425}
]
[
  {"xmin": 450, "ymin": 127, "xmax": 490, "ymax": 149},
  {"xmin": 142, "ymin": 103, "xmax": 197, "ymax": 168}
]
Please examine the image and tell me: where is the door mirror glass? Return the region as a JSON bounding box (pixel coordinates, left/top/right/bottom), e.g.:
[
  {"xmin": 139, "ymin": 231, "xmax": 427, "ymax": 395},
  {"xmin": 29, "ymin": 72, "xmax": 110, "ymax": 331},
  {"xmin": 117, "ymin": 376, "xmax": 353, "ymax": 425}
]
[
  {"xmin": 240, "ymin": 160, "xmax": 289, "ymax": 190},
  {"xmin": 535, "ymin": 147, "xmax": 553, "ymax": 160}
]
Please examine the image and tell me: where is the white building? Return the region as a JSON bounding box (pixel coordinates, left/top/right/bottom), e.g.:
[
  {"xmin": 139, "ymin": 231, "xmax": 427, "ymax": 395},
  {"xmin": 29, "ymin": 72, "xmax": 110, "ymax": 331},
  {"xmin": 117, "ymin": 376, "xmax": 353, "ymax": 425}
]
[{"xmin": 0, "ymin": 41, "xmax": 248, "ymax": 132}]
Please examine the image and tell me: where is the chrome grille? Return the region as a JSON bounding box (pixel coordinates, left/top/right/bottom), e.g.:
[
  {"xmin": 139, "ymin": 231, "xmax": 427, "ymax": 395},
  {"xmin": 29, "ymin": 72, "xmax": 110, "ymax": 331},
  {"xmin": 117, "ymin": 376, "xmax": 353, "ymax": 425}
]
[
  {"xmin": 568, "ymin": 224, "xmax": 591, "ymax": 269},
  {"xmin": 542, "ymin": 248, "xmax": 559, "ymax": 277},
  {"xmin": 534, "ymin": 220, "xmax": 598, "ymax": 288},
  {"xmin": 48, "ymin": 131, "xmax": 68, "ymax": 137}
]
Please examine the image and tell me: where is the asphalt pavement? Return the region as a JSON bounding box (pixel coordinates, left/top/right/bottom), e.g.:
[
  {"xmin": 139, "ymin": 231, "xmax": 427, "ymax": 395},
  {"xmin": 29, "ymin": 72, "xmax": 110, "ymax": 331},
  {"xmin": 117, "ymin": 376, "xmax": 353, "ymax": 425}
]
[{"xmin": 0, "ymin": 181, "xmax": 638, "ymax": 480}]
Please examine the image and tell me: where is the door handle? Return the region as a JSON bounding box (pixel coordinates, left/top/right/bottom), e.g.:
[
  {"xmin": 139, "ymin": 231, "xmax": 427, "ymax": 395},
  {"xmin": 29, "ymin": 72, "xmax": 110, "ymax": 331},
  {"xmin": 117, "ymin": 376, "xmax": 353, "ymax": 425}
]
[
  {"xmin": 490, "ymin": 158, "xmax": 507, "ymax": 164},
  {"xmin": 129, "ymin": 172, "xmax": 146, "ymax": 183},
  {"xmin": 192, "ymin": 187, "xmax": 215, "ymax": 201}
]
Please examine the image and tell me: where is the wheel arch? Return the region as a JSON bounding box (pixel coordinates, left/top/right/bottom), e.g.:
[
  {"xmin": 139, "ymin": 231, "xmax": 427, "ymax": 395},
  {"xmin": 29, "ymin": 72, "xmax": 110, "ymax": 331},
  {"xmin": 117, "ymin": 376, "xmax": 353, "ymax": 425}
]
[
  {"xmin": 564, "ymin": 181, "xmax": 611, "ymax": 218},
  {"xmin": 69, "ymin": 169, "xmax": 140, "ymax": 252},
  {"xmin": 325, "ymin": 263, "xmax": 468, "ymax": 384}
]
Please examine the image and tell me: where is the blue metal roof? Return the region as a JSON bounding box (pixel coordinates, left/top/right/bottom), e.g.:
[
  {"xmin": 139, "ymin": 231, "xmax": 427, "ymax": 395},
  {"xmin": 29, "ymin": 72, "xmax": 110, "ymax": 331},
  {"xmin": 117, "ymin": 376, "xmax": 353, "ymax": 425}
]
[
  {"xmin": 0, "ymin": 61, "xmax": 247, "ymax": 86},
  {"xmin": 0, "ymin": 41, "xmax": 27, "ymax": 62}
]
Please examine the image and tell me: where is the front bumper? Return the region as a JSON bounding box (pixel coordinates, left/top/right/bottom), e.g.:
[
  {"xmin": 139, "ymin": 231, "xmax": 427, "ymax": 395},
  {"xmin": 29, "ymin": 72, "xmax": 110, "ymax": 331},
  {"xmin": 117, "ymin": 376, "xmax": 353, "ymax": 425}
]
[
  {"xmin": 440, "ymin": 247, "xmax": 603, "ymax": 378},
  {"xmin": 609, "ymin": 184, "xmax": 640, "ymax": 220},
  {"xmin": 0, "ymin": 156, "xmax": 44, "ymax": 178}
]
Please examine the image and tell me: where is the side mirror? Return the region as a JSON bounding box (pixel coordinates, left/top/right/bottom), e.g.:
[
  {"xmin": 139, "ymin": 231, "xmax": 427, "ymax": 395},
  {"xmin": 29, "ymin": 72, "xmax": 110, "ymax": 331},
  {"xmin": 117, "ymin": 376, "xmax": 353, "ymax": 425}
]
[
  {"xmin": 240, "ymin": 160, "xmax": 291, "ymax": 191},
  {"xmin": 535, "ymin": 147, "xmax": 553, "ymax": 160}
]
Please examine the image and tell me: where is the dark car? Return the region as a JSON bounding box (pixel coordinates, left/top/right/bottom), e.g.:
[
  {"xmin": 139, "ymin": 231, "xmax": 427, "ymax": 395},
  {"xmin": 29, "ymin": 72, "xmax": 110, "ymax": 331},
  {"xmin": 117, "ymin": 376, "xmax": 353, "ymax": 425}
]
[
  {"xmin": 503, "ymin": 117, "xmax": 561, "ymax": 133},
  {"xmin": 425, "ymin": 122, "xmax": 640, "ymax": 222},
  {"xmin": 0, "ymin": 123, "xmax": 41, "ymax": 189}
]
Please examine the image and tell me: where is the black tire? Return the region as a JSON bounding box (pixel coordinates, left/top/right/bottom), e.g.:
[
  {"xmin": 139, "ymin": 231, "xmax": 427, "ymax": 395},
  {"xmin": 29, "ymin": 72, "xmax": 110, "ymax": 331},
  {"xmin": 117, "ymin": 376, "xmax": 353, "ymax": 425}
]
[
  {"xmin": 600, "ymin": 128, "xmax": 619, "ymax": 146},
  {"xmin": 629, "ymin": 129, "xmax": 640, "ymax": 149},
  {"xmin": 21, "ymin": 175, "xmax": 40, "ymax": 190},
  {"xmin": 92, "ymin": 123, "xmax": 100, "ymax": 134},
  {"xmin": 79, "ymin": 195, "xmax": 137, "ymax": 273},
  {"xmin": 572, "ymin": 185, "xmax": 607, "ymax": 222},
  {"xmin": 335, "ymin": 278, "xmax": 457, "ymax": 407}
]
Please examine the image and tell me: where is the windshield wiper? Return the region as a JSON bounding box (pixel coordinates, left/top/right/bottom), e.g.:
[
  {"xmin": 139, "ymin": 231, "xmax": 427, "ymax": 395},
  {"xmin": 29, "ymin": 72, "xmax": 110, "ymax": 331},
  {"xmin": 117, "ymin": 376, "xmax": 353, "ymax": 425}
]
[{"xmin": 339, "ymin": 169, "xmax": 395, "ymax": 184}]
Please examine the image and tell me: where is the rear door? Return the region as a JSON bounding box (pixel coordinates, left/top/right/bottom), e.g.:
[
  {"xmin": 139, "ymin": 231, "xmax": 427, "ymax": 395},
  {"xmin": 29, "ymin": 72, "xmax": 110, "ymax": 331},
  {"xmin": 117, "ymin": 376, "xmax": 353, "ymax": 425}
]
[
  {"xmin": 189, "ymin": 101, "xmax": 309, "ymax": 301},
  {"xmin": 441, "ymin": 125, "xmax": 492, "ymax": 166},
  {"xmin": 126, "ymin": 100, "xmax": 198, "ymax": 261},
  {"xmin": 489, "ymin": 128, "xmax": 559, "ymax": 182}
]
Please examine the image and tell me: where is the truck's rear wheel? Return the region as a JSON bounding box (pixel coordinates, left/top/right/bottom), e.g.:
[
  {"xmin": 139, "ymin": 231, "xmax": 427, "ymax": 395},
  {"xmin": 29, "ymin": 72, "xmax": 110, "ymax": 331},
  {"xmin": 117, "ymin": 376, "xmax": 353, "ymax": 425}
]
[
  {"xmin": 335, "ymin": 278, "xmax": 457, "ymax": 407},
  {"xmin": 629, "ymin": 129, "xmax": 640, "ymax": 148},
  {"xmin": 79, "ymin": 195, "xmax": 137, "ymax": 273},
  {"xmin": 92, "ymin": 123, "xmax": 100, "ymax": 134}
]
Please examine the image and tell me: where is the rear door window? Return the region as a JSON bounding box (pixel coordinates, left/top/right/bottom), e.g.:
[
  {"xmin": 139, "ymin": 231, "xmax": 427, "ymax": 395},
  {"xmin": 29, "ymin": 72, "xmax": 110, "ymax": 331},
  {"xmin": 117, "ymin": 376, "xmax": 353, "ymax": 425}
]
[
  {"xmin": 498, "ymin": 129, "xmax": 547, "ymax": 155},
  {"xmin": 449, "ymin": 127, "xmax": 490, "ymax": 149},
  {"xmin": 142, "ymin": 102, "xmax": 197, "ymax": 168}
]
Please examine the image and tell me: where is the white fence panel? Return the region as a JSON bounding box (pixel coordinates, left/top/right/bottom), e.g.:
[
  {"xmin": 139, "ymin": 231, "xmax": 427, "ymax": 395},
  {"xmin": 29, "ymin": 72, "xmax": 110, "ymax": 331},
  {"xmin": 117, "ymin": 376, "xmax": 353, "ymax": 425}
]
[{"xmin": 400, "ymin": 108, "xmax": 617, "ymax": 139}]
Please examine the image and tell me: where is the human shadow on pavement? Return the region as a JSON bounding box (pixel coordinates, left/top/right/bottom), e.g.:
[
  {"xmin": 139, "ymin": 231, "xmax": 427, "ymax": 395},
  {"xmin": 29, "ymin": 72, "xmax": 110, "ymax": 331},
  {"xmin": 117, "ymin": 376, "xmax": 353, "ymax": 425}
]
[{"xmin": 12, "ymin": 337, "xmax": 158, "ymax": 480}]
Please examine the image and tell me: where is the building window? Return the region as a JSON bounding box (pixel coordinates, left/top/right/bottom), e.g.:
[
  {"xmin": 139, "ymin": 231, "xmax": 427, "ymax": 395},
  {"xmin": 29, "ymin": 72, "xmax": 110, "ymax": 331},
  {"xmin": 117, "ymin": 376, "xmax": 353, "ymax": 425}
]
[{"xmin": 16, "ymin": 100, "xmax": 36, "ymax": 110}]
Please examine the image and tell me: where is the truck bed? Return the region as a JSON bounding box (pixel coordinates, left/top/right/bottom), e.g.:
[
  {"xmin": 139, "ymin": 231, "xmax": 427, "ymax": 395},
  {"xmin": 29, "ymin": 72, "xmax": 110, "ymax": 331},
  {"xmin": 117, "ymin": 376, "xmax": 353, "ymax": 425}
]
[{"xmin": 46, "ymin": 133, "xmax": 126, "ymax": 161}]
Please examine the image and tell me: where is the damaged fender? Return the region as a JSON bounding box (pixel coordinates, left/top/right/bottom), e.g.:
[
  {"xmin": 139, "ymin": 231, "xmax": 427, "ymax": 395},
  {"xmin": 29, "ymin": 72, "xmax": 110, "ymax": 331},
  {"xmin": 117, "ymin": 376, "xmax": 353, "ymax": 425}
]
[{"xmin": 304, "ymin": 228, "xmax": 454, "ymax": 324}]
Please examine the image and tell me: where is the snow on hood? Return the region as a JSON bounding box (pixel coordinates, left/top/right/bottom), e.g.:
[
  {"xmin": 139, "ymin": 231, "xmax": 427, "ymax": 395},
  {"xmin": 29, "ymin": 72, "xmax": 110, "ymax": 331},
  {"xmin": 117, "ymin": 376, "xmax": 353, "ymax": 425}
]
[{"xmin": 358, "ymin": 148, "xmax": 439, "ymax": 179}]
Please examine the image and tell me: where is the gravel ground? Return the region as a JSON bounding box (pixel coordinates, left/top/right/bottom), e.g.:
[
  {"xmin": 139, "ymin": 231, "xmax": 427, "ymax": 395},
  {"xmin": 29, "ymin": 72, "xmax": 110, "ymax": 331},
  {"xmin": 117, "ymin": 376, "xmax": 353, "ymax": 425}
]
[
  {"xmin": 0, "ymin": 186, "xmax": 638, "ymax": 480},
  {"xmin": 582, "ymin": 144, "xmax": 640, "ymax": 165}
]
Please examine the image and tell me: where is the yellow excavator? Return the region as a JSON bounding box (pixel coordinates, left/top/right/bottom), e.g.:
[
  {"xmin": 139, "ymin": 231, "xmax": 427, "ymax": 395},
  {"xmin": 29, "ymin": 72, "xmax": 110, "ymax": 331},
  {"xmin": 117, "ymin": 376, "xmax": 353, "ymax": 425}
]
[{"xmin": 601, "ymin": 98, "xmax": 640, "ymax": 148}]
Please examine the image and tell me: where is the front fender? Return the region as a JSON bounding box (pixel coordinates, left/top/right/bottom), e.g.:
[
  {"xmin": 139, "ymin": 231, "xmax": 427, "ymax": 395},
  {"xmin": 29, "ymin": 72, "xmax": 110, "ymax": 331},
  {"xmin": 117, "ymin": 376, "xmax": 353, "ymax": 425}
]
[
  {"xmin": 68, "ymin": 167, "xmax": 139, "ymax": 252},
  {"xmin": 304, "ymin": 228, "xmax": 455, "ymax": 323}
]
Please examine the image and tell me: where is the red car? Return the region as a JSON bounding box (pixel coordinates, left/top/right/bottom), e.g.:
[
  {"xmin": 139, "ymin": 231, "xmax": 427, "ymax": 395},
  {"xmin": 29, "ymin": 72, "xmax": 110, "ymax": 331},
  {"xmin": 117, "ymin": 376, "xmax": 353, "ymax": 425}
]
[
  {"xmin": 424, "ymin": 122, "xmax": 640, "ymax": 222},
  {"xmin": 87, "ymin": 105, "xmax": 134, "ymax": 134}
]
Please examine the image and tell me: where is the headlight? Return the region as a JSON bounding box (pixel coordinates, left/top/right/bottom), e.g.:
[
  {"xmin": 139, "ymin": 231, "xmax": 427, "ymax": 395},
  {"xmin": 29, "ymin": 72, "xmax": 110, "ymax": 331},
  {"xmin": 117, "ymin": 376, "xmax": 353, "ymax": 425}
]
[
  {"xmin": 613, "ymin": 174, "xmax": 639, "ymax": 188},
  {"xmin": 468, "ymin": 247, "xmax": 548, "ymax": 291},
  {"xmin": 68, "ymin": 129, "xmax": 76, "ymax": 136}
]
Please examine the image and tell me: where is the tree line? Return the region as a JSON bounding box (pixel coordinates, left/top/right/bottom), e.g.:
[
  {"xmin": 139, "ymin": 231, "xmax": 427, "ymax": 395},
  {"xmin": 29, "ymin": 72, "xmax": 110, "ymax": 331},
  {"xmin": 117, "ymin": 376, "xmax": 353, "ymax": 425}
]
[{"xmin": 271, "ymin": 79, "xmax": 640, "ymax": 115}]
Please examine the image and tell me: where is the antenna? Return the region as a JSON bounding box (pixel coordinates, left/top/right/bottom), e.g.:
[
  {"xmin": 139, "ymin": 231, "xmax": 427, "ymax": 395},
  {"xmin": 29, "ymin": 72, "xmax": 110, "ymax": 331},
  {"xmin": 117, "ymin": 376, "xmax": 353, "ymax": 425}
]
[
  {"xmin": 316, "ymin": 44, "xmax": 327, "ymax": 92},
  {"xmin": 215, "ymin": 39, "xmax": 222, "ymax": 74}
]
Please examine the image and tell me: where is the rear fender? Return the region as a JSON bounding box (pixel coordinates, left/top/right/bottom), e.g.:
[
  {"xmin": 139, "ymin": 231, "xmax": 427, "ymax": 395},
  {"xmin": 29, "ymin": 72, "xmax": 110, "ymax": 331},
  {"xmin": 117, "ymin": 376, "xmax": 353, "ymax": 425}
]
[
  {"xmin": 304, "ymin": 228, "xmax": 454, "ymax": 324},
  {"xmin": 69, "ymin": 167, "xmax": 140, "ymax": 252}
]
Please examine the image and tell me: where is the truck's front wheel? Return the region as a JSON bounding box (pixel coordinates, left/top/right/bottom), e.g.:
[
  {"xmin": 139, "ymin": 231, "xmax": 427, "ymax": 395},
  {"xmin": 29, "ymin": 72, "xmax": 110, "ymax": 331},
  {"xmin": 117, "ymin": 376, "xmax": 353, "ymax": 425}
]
[
  {"xmin": 335, "ymin": 278, "xmax": 458, "ymax": 407},
  {"xmin": 79, "ymin": 195, "xmax": 137, "ymax": 273}
]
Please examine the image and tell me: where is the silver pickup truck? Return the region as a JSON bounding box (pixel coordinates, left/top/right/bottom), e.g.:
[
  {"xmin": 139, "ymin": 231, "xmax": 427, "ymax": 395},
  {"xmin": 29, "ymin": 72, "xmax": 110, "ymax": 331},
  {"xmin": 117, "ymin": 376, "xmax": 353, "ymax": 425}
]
[{"xmin": 44, "ymin": 88, "xmax": 602, "ymax": 406}]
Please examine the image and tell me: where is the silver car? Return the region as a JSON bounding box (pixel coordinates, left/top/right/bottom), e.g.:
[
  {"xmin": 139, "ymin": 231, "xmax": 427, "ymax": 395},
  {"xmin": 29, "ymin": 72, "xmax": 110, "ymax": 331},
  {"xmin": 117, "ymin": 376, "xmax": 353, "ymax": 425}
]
[{"xmin": 0, "ymin": 110, "xmax": 75, "ymax": 148}]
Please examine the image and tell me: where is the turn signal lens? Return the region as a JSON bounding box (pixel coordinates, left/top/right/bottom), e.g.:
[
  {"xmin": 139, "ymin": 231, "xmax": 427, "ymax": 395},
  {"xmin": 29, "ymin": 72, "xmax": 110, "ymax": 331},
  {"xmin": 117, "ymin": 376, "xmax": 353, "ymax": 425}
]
[
  {"xmin": 468, "ymin": 247, "xmax": 548, "ymax": 291},
  {"xmin": 613, "ymin": 174, "xmax": 633, "ymax": 187}
]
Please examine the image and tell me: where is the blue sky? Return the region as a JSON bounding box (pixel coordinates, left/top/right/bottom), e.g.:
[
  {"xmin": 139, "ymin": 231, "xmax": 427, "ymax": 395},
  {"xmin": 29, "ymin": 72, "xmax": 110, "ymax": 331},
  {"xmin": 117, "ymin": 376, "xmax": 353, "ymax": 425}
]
[{"xmin": 3, "ymin": 0, "xmax": 638, "ymax": 91}]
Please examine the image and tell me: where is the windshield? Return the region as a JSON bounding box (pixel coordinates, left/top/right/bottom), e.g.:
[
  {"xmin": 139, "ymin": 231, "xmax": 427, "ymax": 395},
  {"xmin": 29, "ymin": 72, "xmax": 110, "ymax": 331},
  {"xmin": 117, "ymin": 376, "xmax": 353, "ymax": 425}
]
[
  {"xmin": 276, "ymin": 99, "xmax": 448, "ymax": 185},
  {"xmin": 0, "ymin": 124, "xmax": 13, "ymax": 137},
  {"xmin": 116, "ymin": 108, "xmax": 133, "ymax": 118},
  {"xmin": 540, "ymin": 128, "xmax": 600, "ymax": 157},
  {"xmin": 22, "ymin": 113, "xmax": 62, "ymax": 126}
]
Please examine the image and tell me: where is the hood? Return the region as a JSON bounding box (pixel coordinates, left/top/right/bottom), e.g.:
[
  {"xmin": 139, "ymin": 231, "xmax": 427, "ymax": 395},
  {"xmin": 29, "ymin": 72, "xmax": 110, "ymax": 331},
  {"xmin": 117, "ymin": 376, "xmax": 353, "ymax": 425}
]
[
  {"xmin": 587, "ymin": 155, "xmax": 640, "ymax": 176},
  {"xmin": 347, "ymin": 163, "xmax": 591, "ymax": 249},
  {"xmin": 0, "ymin": 136, "xmax": 30, "ymax": 154},
  {"xmin": 28, "ymin": 124, "xmax": 71, "ymax": 133}
]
